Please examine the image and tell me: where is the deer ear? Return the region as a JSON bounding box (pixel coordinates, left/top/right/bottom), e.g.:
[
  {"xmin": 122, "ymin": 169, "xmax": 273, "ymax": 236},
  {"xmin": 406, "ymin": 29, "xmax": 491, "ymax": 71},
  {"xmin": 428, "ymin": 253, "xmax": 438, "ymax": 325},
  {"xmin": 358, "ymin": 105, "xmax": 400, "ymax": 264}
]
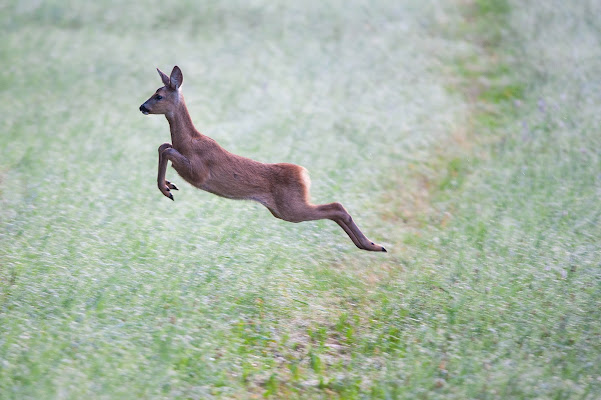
[
  {"xmin": 170, "ymin": 66, "xmax": 183, "ymax": 90},
  {"xmin": 157, "ymin": 68, "xmax": 170, "ymax": 88}
]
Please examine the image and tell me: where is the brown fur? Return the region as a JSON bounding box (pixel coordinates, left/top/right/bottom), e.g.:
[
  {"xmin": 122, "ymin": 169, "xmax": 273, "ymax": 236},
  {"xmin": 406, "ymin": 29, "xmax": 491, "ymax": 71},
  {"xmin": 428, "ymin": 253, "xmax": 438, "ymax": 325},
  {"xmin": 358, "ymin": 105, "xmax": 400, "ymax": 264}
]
[{"xmin": 140, "ymin": 66, "xmax": 386, "ymax": 252}]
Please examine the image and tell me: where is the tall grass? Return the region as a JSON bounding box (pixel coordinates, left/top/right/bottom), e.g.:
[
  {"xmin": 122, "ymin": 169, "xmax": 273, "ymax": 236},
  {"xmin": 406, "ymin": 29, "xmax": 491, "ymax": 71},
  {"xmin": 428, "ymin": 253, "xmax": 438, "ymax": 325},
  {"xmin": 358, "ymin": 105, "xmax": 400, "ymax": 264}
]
[
  {"xmin": 1, "ymin": 0, "xmax": 600, "ymax": 398},
  {"xmin": 0, "ymin": 1, "xmax": 472, "ymax": 398}
]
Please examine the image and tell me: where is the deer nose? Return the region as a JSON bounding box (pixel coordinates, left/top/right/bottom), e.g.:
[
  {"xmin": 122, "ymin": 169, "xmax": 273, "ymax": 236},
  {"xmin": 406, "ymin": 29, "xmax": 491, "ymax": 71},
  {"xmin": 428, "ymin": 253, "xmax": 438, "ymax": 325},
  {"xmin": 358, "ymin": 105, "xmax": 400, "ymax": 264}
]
[{"xmin": 139, "ymin": 104, "xmax": 150, "ymax": 114}]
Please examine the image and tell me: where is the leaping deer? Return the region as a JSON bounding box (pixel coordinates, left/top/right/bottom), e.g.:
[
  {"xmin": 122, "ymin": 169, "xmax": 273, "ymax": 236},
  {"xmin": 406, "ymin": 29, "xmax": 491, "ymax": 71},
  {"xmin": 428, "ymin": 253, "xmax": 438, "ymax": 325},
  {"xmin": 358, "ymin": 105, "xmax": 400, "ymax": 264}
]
[{"xmin": 139, "ymin": 66, "xmax": 386, "ymax": 252}]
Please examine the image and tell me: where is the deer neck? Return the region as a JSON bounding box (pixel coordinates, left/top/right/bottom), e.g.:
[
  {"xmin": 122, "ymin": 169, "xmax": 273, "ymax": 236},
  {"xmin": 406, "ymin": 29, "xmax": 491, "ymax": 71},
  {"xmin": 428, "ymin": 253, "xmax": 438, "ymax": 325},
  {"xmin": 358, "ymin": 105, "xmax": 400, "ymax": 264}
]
[{"xmin": 165, "ymin": 98, "xmax": 200, "ymax": 146}]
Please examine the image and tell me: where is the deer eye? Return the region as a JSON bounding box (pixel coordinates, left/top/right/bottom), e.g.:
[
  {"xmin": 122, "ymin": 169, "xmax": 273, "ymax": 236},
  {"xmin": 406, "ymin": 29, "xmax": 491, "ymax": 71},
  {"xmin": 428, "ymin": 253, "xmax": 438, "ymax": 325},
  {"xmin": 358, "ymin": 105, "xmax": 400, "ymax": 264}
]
[{"xmin": 156, "ymin": 95, "xmax": 163, "ymax": 100}]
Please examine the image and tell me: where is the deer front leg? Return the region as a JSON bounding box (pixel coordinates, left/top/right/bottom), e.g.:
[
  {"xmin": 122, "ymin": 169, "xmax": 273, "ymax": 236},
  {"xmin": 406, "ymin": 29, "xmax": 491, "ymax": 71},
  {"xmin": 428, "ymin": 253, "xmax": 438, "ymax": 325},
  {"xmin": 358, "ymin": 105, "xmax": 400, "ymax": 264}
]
[
  {"xmin": 157, "ymin": 143, "xmax": 187, "ymax": 200},
  {"xmin": 158, "ymin": 143, "xmax": 174, "ymax": 199}
]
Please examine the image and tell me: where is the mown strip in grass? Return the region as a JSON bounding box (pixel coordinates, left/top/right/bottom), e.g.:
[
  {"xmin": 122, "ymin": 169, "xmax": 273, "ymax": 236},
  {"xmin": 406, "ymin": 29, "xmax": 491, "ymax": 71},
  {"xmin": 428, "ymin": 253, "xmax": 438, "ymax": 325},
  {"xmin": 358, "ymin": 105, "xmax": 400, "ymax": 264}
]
[
  {"xmin": 304, "ymin": 0, "xmax": 601, "ymax": 398},
  {"xmin": 367, "ymin": 0, "xmax": 601, "ymax": 397}
]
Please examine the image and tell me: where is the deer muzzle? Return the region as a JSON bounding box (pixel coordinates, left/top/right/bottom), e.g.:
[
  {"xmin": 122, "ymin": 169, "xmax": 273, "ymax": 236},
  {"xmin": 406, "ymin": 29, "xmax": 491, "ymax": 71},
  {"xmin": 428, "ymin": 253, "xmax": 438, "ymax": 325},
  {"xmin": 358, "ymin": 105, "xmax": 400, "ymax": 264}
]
[{"xmin": 139, "ymin": 104, "xmax": 150, "ymax": 115}]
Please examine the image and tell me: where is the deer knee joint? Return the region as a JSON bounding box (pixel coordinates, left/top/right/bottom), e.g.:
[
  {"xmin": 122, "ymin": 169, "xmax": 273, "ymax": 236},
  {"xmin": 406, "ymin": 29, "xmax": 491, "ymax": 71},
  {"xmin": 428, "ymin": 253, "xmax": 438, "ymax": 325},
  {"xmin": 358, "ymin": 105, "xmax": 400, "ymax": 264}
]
[
  {"xmin": 331, "ymin": 202, "xmax": 352, "ymax": 223},
  {"xmin": 158, "ymin": 143, "xmax": 172, "ymax": 155},
  {"xmin": 163, "ymin": 147, "xmax": 185, "ymax": 161}
]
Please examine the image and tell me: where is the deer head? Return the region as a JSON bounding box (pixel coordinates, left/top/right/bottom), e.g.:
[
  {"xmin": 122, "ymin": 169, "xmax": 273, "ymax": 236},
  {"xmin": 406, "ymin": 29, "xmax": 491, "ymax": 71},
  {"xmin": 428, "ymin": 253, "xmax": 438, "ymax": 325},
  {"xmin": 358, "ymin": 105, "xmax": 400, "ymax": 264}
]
[{"xmin": 139, "ymin": 66, "xmax": 184, "ymax": 115}]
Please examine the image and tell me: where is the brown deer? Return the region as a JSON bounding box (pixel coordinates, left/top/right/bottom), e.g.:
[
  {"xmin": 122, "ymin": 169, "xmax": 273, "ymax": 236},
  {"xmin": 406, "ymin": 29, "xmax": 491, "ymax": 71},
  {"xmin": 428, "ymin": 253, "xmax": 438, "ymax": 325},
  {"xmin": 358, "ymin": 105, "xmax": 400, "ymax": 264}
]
[{"xmin": 139, "ymin": 66, "xmax": 386, "ymax": 252}]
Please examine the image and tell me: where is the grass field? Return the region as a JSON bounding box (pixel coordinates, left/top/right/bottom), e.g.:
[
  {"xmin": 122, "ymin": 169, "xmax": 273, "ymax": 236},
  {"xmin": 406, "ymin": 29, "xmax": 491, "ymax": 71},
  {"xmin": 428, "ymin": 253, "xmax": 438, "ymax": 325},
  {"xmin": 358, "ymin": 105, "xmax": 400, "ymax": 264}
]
[{"xmin": 1, "ymin": 0, "xmax": 600, "ymax": 398}]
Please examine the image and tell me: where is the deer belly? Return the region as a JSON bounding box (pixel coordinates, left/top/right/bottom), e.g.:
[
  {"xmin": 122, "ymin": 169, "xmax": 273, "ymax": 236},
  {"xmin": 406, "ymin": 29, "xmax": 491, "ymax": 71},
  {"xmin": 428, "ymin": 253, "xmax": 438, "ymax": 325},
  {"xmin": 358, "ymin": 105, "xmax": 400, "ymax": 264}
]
[{"xmin": 199, "ymin": 174, "xmax": 267, "ymax": 201}]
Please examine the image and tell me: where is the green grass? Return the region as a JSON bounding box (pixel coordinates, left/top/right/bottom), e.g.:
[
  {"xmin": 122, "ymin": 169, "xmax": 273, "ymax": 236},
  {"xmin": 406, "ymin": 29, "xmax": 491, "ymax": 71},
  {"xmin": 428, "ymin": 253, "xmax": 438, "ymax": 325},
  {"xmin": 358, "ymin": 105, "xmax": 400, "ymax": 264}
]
[{"xmin": 1, "ymin": 0, "xmax": 600, "ymax": 398}]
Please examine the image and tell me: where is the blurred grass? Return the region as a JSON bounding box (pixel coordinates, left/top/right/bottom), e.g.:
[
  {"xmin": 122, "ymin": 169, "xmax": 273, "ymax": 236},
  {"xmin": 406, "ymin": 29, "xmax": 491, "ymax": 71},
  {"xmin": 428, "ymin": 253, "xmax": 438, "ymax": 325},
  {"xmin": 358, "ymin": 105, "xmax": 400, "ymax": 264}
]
[{"xmin": 1, "ymin": 0, "xmax": 600, "ymax": 398}]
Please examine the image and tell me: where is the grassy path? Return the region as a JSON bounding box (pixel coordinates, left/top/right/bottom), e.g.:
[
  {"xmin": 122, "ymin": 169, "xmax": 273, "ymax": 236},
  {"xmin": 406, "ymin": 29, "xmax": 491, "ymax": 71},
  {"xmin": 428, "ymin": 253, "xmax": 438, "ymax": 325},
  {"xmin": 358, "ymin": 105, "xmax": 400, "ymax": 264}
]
[{"xmin": 1, "ymin": 0, "xmax": 600, "ymax": 398}]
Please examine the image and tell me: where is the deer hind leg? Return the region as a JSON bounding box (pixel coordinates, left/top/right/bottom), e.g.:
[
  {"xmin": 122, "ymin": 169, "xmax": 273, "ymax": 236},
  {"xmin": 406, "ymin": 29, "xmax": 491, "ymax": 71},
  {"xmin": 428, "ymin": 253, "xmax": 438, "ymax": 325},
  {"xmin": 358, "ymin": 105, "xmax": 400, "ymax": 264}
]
[
  {"xmin": 267, "ymin": 199, "xmax": 362, "ymax": 249},
  {"xmin": 271, "ymin": 187, "xmax": 386, "ymax": 252},
  {"xmin": 313, "ymin": 202, "xmax": 387, "ymax": 252}
]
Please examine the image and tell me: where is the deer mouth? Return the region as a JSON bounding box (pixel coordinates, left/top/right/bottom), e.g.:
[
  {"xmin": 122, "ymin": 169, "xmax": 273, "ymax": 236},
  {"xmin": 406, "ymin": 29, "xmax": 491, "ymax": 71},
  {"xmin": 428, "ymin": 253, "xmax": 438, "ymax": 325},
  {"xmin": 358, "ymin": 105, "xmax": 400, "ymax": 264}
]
[{"xmin": 139, "ymin": 105, "xmax": 150, "ymax": 115}]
